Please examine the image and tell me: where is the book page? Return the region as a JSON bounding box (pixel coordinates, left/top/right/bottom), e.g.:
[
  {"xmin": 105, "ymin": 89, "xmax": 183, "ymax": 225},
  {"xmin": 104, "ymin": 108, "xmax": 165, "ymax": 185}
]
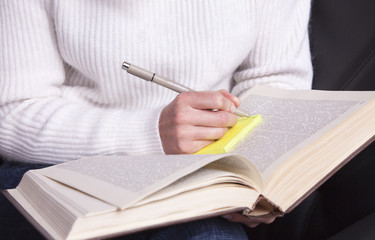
[
  {"xmin": 26, "ymin": 172, "xmax": 116, "ymax": 217},
  {"xmin": 133, "ymin": 165, "xmax": 259, "ymax": 207},
  {"xmin": 37, "ymin": 154, "xmax": 253, "ymax": 209},
  {"xmin": 231, "ymin": 86, "xmax": 375, "ymax": 180}
]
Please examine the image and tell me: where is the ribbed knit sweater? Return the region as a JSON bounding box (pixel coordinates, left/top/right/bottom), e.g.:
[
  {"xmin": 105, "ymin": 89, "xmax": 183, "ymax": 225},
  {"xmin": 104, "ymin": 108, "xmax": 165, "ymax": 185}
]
[{"xmin": 0, "ymin": 0, "xmax": 312, "ymax": 164}]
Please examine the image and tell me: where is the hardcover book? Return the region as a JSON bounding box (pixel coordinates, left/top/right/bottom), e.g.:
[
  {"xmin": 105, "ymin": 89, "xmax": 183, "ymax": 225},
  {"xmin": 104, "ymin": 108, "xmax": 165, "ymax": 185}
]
[{"xmin": 4, "ymin": 86, "xmax": 375, "ymax": 240}]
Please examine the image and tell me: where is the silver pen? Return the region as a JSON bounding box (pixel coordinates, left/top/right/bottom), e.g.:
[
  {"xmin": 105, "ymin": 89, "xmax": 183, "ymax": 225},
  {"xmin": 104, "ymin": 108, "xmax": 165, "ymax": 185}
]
[{"xmin": 122, "ymin": 61, "xmax": 250, "ymax": 117}]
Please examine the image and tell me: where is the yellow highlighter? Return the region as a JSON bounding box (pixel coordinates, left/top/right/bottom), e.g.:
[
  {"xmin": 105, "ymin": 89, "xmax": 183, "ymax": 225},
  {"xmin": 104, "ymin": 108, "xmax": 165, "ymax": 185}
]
[{"xmin": 194, "ymin": 114, "xmax": 262, "ymax": 154}]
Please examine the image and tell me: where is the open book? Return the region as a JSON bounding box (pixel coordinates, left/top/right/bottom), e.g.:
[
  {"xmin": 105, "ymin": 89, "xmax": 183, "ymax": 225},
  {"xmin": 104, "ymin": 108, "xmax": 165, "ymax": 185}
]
[{"xmin": 4, "ymin": 86, "xmax": 375, "ymax": 240}]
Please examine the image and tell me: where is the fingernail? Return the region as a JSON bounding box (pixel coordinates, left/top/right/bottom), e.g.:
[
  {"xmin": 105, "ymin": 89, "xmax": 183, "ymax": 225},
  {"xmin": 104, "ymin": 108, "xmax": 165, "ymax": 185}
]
[{"xmin": 222, "ymin": 214, "xmax": 232, "ymax": 220}]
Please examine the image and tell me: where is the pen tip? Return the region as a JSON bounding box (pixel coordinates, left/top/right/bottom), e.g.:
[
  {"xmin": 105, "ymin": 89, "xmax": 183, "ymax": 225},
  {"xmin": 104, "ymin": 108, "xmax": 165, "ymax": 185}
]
[
  {"xmin": 235, "ymin": 109, "xmax": 251, "ymax": 118},
  {"xmin": 122, "ymin": 61, "xmax": 130, "ymax": 70}
]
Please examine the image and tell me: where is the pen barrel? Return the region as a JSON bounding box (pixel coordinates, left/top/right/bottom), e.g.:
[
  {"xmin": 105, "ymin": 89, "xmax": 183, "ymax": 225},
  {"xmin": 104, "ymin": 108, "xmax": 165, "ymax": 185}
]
[
  {"xmin": 127, "ymin": 64, "xmax": 154, "ymax": 81},
  {"xmin": 126, "ymin": 63, "xmax": 194, "ymax": 93},
  {"xmin": 123, "ymin": 61, "xmax": 249, "ymax": 117},
  {"xmin": 152, "ymin": 75, "xmax": 194, "ymax": 93}
]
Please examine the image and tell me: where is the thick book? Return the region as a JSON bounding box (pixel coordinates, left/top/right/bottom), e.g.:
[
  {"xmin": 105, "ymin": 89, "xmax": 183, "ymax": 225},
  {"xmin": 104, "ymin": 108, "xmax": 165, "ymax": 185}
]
[{"xmin": 4, "ymin": 86, "xmax": 375, "ymax": 240}]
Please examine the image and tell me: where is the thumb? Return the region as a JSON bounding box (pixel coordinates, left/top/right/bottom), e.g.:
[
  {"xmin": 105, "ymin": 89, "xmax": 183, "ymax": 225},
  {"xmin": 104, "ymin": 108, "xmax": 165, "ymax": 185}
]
[{"xmin": 218, "ymin": 89, "xmax": 241, "ymax": 107}]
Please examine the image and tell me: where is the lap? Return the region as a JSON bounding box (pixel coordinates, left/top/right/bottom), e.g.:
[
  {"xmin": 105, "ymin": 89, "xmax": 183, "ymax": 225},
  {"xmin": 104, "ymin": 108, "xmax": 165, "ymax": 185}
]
[
  {"xmin": 115, "ymin": 217, "xmax": 248, "ymax": 240},
  {"xmin": 0, "ymin": 159, "xmax": 49, "ymax": 239}
]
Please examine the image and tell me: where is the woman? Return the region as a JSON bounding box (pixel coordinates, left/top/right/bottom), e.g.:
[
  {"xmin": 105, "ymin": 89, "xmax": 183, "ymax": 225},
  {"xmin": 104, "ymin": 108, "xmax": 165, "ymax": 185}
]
[{"xmin": 0, "ymin": 0, "xmax": 312, "ymax": 239}]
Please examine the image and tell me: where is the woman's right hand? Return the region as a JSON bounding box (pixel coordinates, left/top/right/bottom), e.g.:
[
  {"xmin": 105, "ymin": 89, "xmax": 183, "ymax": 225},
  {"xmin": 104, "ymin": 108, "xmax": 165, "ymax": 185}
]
[{"xmin": 158, "ymin": 89, "xmax": 240, "ymax": 154}]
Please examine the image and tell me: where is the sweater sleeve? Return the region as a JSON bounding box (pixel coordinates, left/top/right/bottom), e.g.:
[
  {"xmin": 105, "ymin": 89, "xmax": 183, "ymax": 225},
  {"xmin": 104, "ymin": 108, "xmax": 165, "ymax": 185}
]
[
  {"xmin": 0, "ymin": 0, "xmax": 164, "ymax": 164},
  {"xmin": 232, "ymin": 0, "xmax": 313, "ymax": 96}
]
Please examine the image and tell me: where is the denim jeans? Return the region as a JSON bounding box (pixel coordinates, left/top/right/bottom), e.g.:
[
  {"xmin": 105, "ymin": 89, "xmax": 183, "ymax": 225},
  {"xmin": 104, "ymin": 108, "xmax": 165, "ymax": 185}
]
[{"xmin": 0, "ymin": 159, "xmax": 248, "ymax": 240}]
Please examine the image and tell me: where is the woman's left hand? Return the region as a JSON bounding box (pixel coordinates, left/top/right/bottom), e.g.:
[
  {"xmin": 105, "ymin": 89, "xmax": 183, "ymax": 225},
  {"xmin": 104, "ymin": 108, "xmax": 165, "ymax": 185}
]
[{"xmin": 222, "ymin": 213, "xmax": 276, "ymax": 228}]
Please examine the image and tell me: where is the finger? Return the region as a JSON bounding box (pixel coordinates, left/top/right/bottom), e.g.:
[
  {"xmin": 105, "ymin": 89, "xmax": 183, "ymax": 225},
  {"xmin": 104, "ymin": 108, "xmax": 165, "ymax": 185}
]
[
  {"xmin": 222, "ymin": 213, "xmax": 275, "ymax": 228},
  {"xmin": 178, "ymin": 91, "xmax": 236, "ymax": 113},
  {"xmin": 222, "ymin": 213, "xmax": 260, "ymax": 228},
  {"xmin": 191, "ymin": 140, "xmax": 215, "ymax": 153},
  {"xmin": 160, "ymin": 132, "xmax": 215, "ymax": 154},
  {"xmin": 188, "ymin": 109, "xmax": 238, "ymax": 127},
  {"xmin": 245, "ymin": 216, "xmax": 276, "ymax": 225},
  {"xmin": 170, "ymin": 124, "xmax": 229, "ymax": 141},
  {"xmin": 191, "ymin": 126, "xmax": 229, "ymax": 140},
  {"xmin": 256, "ymin": 216, "xmax": 276, "ymax": 224},
  {"xmin": 171, "ymin": 105, "xmax": 238, "ymax": 127},
  {"xmin": 176, "ymin": 139, "xmax": 215, "ymax": 154},
  {"xmin": 218, "ymin": 89, "xmax": 241, "ymax": 107}
]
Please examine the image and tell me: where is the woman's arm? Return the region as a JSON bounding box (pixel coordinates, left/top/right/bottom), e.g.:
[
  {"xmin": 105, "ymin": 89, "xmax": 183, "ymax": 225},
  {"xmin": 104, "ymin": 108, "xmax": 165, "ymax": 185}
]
[
  {"xmin": 0, "ymin": 0, "xmax": 240, "ymax": 163},
  {"xmin": 0, "ymin": 0, "xmax": 167, "ymax": 164},
  {"xmin": 232, "ymin": 0, "xmax": 313, "ymax": 96}
]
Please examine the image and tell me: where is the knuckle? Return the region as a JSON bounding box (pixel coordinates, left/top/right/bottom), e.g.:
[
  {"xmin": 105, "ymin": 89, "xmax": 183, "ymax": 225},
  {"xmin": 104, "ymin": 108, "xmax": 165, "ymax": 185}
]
[
  {"xmin": 174, "ymin": 125, "xmax": 187, "ymax": 138},
  {"xmin": 213, "ymin": 93, "xmax": 225, "ymax": 108},
  {"xmin": 220, "ymin": 127, "xmax": 229, "ymax": 137},
  {"xmin": 177, "ymin": 91, "xmax": 195, "ymax": 103},
  {"xmin": 174, "ymin": 93, "xmax": 188, "ymax": 106},
  {"xmin": 212, "ymin": 127, "xmax": 228, "ymax": 139},
  {"xmin": 222, "ymin": 112, "xmax": 237, "ymax": 126},
  {"xmin": 218, "ymin": 89, "xmax": 228, "ymax": 94},
  {"xmin": 175, "ymin": 140, "xmax": 193, "ymax": 154},
  {"xmin": 229, "ymin": 114, "xmax": 238, "ymax": 126},
  {"xmin": 173, "ymin": 111, "xmax": 185, "ymax": 125},
  {"xmin": 175, "ymin": 141, "xmax": 185, "ymax": 153},
  {"xmin": 217, "ymin": 112, "xmax": 230, "ymax": 126}
]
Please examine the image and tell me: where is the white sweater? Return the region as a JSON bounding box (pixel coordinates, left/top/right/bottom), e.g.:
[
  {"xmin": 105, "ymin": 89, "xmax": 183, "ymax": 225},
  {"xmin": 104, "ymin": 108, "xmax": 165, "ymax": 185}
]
[{"xmin": 0, "ymin": 0, "xmax": 312, "ymax": 164}]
